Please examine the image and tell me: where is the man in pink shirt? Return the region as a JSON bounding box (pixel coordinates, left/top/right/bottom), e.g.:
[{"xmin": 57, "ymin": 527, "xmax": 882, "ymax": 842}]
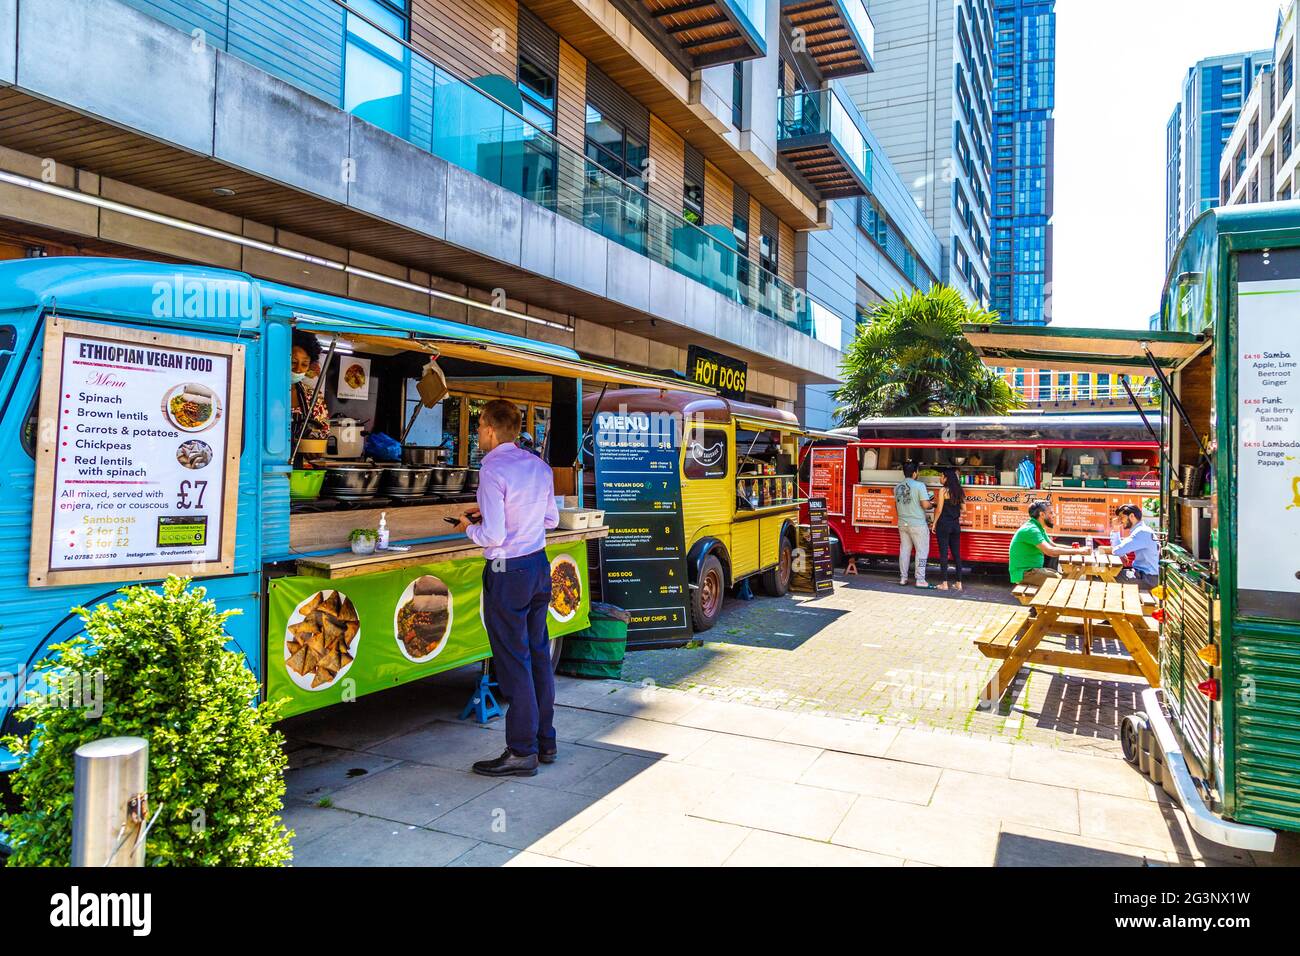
[{"xmin": 450, "ymin": 400, "xmax": 559, "ymax": 776}]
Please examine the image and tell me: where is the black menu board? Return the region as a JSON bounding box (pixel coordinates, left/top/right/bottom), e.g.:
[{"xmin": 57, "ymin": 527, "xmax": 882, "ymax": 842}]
[
  {"xmin": 793, "ymin": 497, "xmax": 834, "ymax": 596},
  {"xmin": 593, "ymin": 409, "xmax": 691, "ymax": 647}
]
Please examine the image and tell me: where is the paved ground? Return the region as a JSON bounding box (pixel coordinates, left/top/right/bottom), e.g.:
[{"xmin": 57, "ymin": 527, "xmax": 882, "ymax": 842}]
[
  {"xmin": 622, "ymin": 567, "xmax": 1146, "ymax": 757},
  {"xmin": 279, "ymin": 666, "xmax": 1300, "ymax": 867}
]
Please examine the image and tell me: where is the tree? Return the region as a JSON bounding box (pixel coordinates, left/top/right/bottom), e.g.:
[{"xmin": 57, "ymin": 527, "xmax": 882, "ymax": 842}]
[
  {"xmin": 834, "ymin": 285, "xmax": 1021, "ymax": 423},
  {"xmin": 1, "ymin": 577, "xmax": 292, "ymax": 866}
]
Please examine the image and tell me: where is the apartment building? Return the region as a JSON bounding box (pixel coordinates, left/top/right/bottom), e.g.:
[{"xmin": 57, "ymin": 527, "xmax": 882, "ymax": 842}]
[
  {"xmin": 1220, "ymin": 4, "xmax": 1298, "ymax": 211},
  {"xmin": 1165, "ymin": 48, "xmax": 1271, "ymax": 263},
  {"xmin": 840, "ymin": 0, "xmax": 996, "ymax": 309},
  {"xmin": 0, "ymin": 0, "xmax": 916, "ymax": 420}
]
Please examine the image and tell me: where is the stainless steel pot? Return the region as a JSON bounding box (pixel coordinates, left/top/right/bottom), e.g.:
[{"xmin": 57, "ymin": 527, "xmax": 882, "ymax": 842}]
[
  {"xmin": 323, "ymin": 465, "xmax": 384, "ymax": 500},
  {"xmin": 381, "ymin": 465, "xmax": 433, "ymax": 498},
  {"xmin": 429, "ymin": 466, "xmax": 468, "ymax": 494},
  {"xmin": 464, "ymin": 468, "xmax": 480, "ymax": 492},
  {"xmin": 403, "ymin": 445, "xmax": 451, "ymax": 466}
]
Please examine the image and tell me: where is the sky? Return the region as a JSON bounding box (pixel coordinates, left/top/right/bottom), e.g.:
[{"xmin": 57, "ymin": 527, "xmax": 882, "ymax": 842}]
[{"xmin": 1051, "ymin": 0, "xmax": 1283, "ymax": 329}]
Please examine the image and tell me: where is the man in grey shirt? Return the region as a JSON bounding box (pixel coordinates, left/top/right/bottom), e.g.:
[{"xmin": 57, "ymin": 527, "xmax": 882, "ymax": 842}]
[{"xmin": 894, "ymin": 461, "xmax": 935, "ymax": 588}]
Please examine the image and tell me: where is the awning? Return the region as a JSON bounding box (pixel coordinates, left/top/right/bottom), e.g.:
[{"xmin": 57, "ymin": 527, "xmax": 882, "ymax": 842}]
[{"xmin": 962, "ymin": 325, "xmax": 1206, "ymax": 376}]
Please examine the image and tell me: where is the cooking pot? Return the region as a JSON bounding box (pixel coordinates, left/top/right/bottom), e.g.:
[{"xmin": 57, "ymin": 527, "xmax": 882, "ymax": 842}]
[
  {"xmin": 429, "ymin": 466, "xmax": 468, "ymax": 494},
  {"xmin": 403, "ymin": 445, "xmax": 452, "ymax": 466},
  {"xmin": 331, "ymin": 417, "xmax": 365, "ymax": 458},
  {"xmin": 464, "ymin": 468, "xmax": 480, "ymax": 492},
  {"xmin": 322, "ymin": 465, "xmax": 384, "ymax": 500},
  {"xmin": 381, "ymin": 465, "xmax": 433, "ymax": 498}
]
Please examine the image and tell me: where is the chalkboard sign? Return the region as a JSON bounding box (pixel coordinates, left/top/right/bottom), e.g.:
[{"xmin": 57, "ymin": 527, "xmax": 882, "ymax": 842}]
[
  {"xmin": 793, "ymin": 497, "xmax": 834, "ymax": 596},
  {"xmin": 592, "ymin": 408, "xmax": 692, "ymax": 647}
]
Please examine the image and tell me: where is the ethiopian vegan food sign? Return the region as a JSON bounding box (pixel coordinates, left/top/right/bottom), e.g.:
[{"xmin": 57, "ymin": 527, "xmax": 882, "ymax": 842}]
[
  {"xmin": 28, "ymin": 317, "xmax": 244, "ymax": 587},
  {"xmin": 268, "ymin": 541, "xmax": 590, "ymax": 718}
]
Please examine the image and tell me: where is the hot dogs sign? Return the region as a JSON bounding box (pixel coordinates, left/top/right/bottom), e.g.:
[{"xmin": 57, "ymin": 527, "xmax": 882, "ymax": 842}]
[
  {"xmin": 29, "ymin": 317, "xmax": 245, "ymax": 587},
  {"xmin": 687, "ymin": 345, "xmax": 747, "ymax": 400}
]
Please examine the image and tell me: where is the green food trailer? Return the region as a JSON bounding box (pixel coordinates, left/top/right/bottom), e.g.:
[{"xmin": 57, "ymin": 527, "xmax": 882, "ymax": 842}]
[{"xmin": 965, "ymin": 204, "xmax": 1300, "ymax": 853}]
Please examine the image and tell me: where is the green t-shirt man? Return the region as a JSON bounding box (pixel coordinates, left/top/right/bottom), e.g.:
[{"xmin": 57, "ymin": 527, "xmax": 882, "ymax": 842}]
[{"xmin": 1008, "ymin": 517, "xmax": 1052, "ymax": 584}]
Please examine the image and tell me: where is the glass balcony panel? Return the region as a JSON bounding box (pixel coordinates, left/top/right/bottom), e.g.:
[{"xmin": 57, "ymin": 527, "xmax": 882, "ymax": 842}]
[
  {"xmin": 728, "ymin": 0, "xmax": 767, "ymax": 42},
  {"xmin": 842, "ymin": 0, "xmax": 874, "ymax": 63}
]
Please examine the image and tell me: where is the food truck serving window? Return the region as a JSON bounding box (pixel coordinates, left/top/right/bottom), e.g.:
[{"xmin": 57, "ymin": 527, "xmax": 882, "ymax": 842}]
[{"xmin": 684, "ymin": 427, "xmax": 728, "ymax": 479}]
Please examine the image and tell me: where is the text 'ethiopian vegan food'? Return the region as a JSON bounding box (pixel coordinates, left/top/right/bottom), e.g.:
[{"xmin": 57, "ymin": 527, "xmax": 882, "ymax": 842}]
[
  {"xmin": 396, "ymin": 575, "xmax": 451, "ymax": 660},
  {"xmin": 286, "ymin": 590, "xmax": 359, "ymax": 688},
  {"xmin": 550, "ymin": 557, "xmax": 581, "ymax": 620}
]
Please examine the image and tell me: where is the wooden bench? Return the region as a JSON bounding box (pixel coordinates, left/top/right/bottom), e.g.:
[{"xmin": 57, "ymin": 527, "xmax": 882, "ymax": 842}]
[
  {"xmin": 975, "ymin": 608, "xmax": 1032, "ymax": 657},
  {"xmin": 1140, "ymin": 592, "xmax": 1157, "ymax": 608},
  {"xmin": 1012, "ymin": 584, "xmax": 1038, "ymax": 606}
]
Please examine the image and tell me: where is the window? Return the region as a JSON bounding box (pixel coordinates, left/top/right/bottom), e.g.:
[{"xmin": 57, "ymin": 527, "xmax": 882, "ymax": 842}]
[
  {"xmin": 732, "ymin": 62, "xmax": 744, "ymax": 128},
  {"xmin": 344, "ymin": 0, "xmax": 408, "ymax": 137},
  {"xmin": 518, "ymin": 54, "xmax": 556, "ymax": 133},
  {"xmin": 1283, "ymin": 113, "xmax": 1293, "ymax": 162},
  {"xmin": 683, "ymin": 145, "xmax": 704, "ymax": 225},
  {"xmin": 684, "ymin": 427, "xmax": 728, "ymax": 480},
  {"xmin": 759, "ymin": 227, "xmax": 777, "ymax": 276},
  {"xmin": 516, "ymin": 53, "xmax": 557, "ymax": 205}
]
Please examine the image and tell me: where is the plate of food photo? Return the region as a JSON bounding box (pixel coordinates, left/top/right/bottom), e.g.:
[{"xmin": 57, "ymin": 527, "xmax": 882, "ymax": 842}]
[
  {"xmin": 162, "ymin": 382, "xmax": 221, "ymax": 433},
  {"xmin": 548, "ymin": 553, "xmax": 582, "ymax": 624},
  {"xmin": 284, "ymin": 589, "xmax": 360, "ymax": 691},
  {"xmin": 394, "ymin": 574, "xmax": 453, "ymax": 663},
  {"xmin": 343, "ymin": 362, "xmax": 367, "ymax": 390}
]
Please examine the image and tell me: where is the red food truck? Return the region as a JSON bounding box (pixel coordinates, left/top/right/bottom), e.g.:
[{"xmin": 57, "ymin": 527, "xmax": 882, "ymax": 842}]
[{"xmin": 801, "ymin": 413, "xmax": 1163, "ymax": 568}]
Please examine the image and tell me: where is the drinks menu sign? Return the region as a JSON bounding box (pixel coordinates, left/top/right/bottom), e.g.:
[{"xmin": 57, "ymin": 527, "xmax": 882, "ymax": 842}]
[
  {"xmin": 1235, "ymin": 250, "xmax": 1300, "ymax": 619},
  {"xmin": 29, "ymin": 317, "xmax": 245, "ymax": 587}
]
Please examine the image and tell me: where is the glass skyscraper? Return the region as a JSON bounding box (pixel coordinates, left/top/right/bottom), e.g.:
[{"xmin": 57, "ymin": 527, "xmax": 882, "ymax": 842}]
[
  {"xmin": 1165, "ymin": 50, "xmax": 1272, "ymax": 264},
  {"xmin": 991, "ymin": 0, "xmax": 1054, "ymax": 326}
]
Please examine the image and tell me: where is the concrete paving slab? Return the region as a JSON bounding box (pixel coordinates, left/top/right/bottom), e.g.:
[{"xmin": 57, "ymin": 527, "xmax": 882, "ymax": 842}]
[
  {"xmin": 429, "ymin": 780, "xmax": 612, "ymax": 851},
  {"xmin": 578, "ymin": 715, "xmax": 715, "ymax": 762},
  {"xmin": 1077, "ymin": 791, "xmax": 1252, "ymax": 864},
  {"xmin": 328, "ymin": 762, "xmax": 500, "ymax": 826},
  {"xmin": 448, "ymin": 844, "xmax": 585, "ymax": 867},
  {"xmin": 1009, "ymin": 746, "xmax": 1158, "ymax": 801},
  {"xmin": 581, "ymin": 684, "xmax": 703, "ymax": 723},
  {"xmin": 280, "ymin": 699, "xmax": 439, "ymax": 752},
  {"xmin": 553, "ymin": 677, "xmax": 622, "ymax": 708},
  {"xmin": 691, "ymin": 775, "xmax": 856, "ymax": 842},
  {"xmin": 512, "ymin": 743, "xmax": 623, "ymax": 792},
  {"xmin": 551, "ymin": 705, "xmax": 622, "ymax": 742},
  {"xmin": 723, "ymin": 829, "xmax": 903, "ymax": 867},
  {"xmin": 884, "ymin": 729, "xmax": 1015, "ymax": 777},
  {"xmin": 366, "ymin": 718, "xmax": 508, "ymax": 770},
  {"xmin": 683, "ymin": 734, "xmax": 823, "ymax": 782},
  {"xmin": 775, "ymin": 713, "xmax": 900, "ymax": 757},
  {"xmin": 566, "ymin": 753, "xmax": 733, "ymax": 813},
  {"xmin": 798, "ymin": 751, "xmax": 942, "ymax": 805},
  {"xmin": 995, "ymin": 823, "xmax": 1162, "ymax": 866},
  {"xmin": 929, "ymin": 768, "xmax": 1080, "ymax": 834},
  {"xmin": 282, "ymin": 802, "xmax": 362, "ymax": 853},
  {"xmin": 832, "ymin": 794, "xmax": 1002, "ymax": 867},
  {"xmin": 553, "ymin": 804, "xmax": 750, "ymax": 867},
  {"xmin": 284, "ymin": 744, "xmax": 400, "ymax": 803},
  {"xmin": 291, "ymin": 815, "xmax": 477, "ymax": 867},
  {"xmin": 674, "ymin": 699, "xmax": 798, "ymax": 738}
]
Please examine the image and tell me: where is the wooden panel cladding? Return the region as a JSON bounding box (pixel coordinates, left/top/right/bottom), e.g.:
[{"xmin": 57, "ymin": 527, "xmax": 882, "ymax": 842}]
[
  {"xmin": 649, "ymin": 114, "xmax": 685, "ymax": 209},
  {"xmin": 778, "ymin": 219, "xmax": 795, "ymax": 285},
  {"xmin": 1177, "ymin": 348, "xmax": 1214, "ymax": 473},
  {"xmin": 640, "ymin": 0, "xmax": 763, "ymax": 68},
  {"xmin": 748, "ymin": 194, "xmax": 761, "ymax": 264},
  {"xmin": 517, "ymin": 4, "xmax": 560, "ymax": 74},
  {"xmin": 410, "ymin": 0, "xmax": 517, "ymax": 81},
  {"xmin": 782, "ymin": 0, "xmax": 873, "ymax": 79},
  {"xmin": 703, "ymin": 160, "xmax": 731, "ymax": 229},
  {"xmin": 556, "ymin": 40, "xmax": 587, "ymax": 151},
  {"xmin": 586, "ymin": 63, "xmax": 650, "ymax": 140}
]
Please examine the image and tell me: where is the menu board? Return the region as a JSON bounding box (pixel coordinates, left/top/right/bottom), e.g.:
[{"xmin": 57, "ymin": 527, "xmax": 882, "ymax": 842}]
[
  {"xmin": 29, "ymin": 317, "xmax": 244, "ymax": 587},
  {"xmin": 851, "ymin": 482, "xmax": 1150, "ymax": 537},
  {"xmin": 793, "ymin": 497, "xmax": 834, "ymax": 595},
  {"xmin": 1236, "ymin": 253, "xmax": 1300, "ymax": 618},
  {"xmin": 809, "ymin": 447, "xmax": 847, "ymax": 515},
  {"xmin": 592, "ymin": 409, "xmax": 691, "ymax": 647}
]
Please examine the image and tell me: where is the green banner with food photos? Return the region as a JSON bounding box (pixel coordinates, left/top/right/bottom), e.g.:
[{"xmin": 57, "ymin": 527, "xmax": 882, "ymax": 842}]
[{"xmin": 266, "ymin": 541, "xmax": 590, "ymax": 718}]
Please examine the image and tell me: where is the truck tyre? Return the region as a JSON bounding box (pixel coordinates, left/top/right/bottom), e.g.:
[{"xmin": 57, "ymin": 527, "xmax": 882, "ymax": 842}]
[
  {"xmin": 829, "ymin": 534, "xmax": 844, "ymax": 570},
  {"xmin": 1121, "ymin": 712, "xmax": 1148, "ymax": 768},
  {"xmin": 692, "ymin": 554, "xmax": 725, "ymax": 632},
  {"xmin": 759, "ymin": 535, "xmax": 794, "ymax": 597}
]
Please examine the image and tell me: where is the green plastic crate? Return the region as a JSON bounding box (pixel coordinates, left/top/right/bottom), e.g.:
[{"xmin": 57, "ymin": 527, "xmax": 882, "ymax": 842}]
[{"xmin": 558, "ymin": 602, "xmax": 631, "ymax": 679}]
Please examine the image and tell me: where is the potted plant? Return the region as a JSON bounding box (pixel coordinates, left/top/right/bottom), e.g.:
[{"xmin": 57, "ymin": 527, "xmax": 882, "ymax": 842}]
[{"xmin": 348, "ymin": 527, "xmax": 378, "ymax": 555}]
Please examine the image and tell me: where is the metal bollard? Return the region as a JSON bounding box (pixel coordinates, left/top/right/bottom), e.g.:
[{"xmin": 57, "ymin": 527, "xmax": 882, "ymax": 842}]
[{"xmin": 71, "ymin": 737, "xmax": 148, "ymax": 867}]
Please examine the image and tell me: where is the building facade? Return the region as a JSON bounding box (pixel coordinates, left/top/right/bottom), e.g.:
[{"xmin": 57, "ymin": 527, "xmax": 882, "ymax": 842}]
[
  {"xmin": 1220, "ymin": 5, "xmax": 1298, "ymax": 211},
  {"xmin": 989, "ymin": 0, "xmax": 1053, "ymax": 326},
  {"xmin": 1166, "ymin": 47, "xmax": 1272, "ymax": 263},
  {"xmin": 0, "ymin": 0, "xmax": 899, "ymax": 419},
  {"xmin": 840, "ymin": 0, "xmax": 996, "ymax": 310}
]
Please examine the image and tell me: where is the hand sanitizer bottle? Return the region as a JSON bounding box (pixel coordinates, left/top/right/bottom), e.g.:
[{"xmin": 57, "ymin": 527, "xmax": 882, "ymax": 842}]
[{"xmin": 377, "ymin": 512, "xmax": 390, "ymax": 551}]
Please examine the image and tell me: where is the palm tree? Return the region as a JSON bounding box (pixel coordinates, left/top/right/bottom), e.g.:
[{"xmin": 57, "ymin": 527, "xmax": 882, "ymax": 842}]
[{"xmin": 834, "ymin": 285, "xmax": 1021, "ymax": 424}]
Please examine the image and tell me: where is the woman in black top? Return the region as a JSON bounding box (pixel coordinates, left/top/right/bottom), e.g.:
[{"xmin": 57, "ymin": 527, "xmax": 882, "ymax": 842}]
[{"xmin": 933, "ymin": 467, "xmax": 964, "ymax": 591}]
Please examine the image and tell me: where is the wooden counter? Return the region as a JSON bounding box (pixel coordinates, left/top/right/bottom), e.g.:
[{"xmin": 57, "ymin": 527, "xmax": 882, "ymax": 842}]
[{"xmin": 295, "ymin": 526, "xmax": 609, "ymax": 579}]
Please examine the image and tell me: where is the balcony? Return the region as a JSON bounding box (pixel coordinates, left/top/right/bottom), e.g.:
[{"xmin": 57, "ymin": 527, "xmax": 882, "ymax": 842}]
[
  {"xmin": 777, "ymin": 89, "xmax": 872, "ymax": 199},
  {"xmin": 641, "ymin": 0, "xmax": 768, "ymax": 68},
  {"xmin": 780, "ymin": 0, "xmax": 875, "ymax": 78}
]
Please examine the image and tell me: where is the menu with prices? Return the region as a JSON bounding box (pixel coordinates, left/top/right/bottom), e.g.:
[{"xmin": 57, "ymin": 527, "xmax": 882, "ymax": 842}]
[
  {"xmin": 592, "ymin": 409, "xmax": 691, "ymax": 646},
  {"xmin": 793, "ymin": 497, "xmax": 834, "ymax": 595},
  {"xmin": 1236, "ymin": 254, "xmax": 1300, "ymax": 618},
  {"xmin": 809, "ymin": 447, "xmax": 847, "ymax": 515},
  {"xmin": 29, "ymin": 318, "xmax": 245, "ymax": 587}
]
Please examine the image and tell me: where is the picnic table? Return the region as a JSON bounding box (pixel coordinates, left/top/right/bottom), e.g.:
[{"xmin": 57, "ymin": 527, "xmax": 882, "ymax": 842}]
[
  {"xmin": 975, "ymin": 577, "xmax": 1161, "ymax": 707},
  {"xmin": 1059, "ymin": 552, "xmax": 1124, "ymax": 581}
]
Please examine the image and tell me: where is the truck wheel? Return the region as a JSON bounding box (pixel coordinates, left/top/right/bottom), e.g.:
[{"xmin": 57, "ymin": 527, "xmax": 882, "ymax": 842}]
[
  {"xmin": 759, "ymin": 535, "xmax": 794, "ymax": 597},
  {"xmin": 829, "ymin": 534, "xmax": 844, "ymax": 570},
  {"xmin": 692, "ymin": 554, "xmax": 725, "ymax": 632},
  {"xmin": 1121, "ymin": 712, "xmax": 1148, "ymax": 768}
]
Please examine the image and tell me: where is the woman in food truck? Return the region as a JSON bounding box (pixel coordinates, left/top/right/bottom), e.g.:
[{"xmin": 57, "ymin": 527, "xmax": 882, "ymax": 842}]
[{"xmin": 289, "ymin": 329, "xmax": 331, "ymax": 454}]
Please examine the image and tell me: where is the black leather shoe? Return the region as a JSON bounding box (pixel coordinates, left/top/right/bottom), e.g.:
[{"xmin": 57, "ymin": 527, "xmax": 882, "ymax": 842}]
[
  {"xmin": 538, "ymin": 746, "xmax": 558, "ymax": 765},
  {"xmin": 472, "ymin": 749, "xmax": 538, "ymax": 777}
]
